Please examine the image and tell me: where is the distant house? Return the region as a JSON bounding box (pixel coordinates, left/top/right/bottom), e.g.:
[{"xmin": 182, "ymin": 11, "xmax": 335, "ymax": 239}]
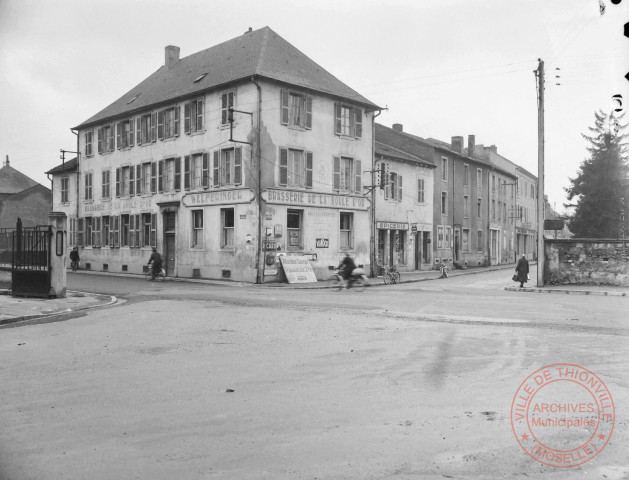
[{"xmin": 0, "ymin": 158, "xmax": 52, "ymax": 228}]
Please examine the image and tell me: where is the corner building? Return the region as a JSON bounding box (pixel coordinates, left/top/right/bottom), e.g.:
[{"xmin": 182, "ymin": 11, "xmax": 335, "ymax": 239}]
[{"xmin": 49, "ymin": 27, "xmax": 380, "ymax": 282}]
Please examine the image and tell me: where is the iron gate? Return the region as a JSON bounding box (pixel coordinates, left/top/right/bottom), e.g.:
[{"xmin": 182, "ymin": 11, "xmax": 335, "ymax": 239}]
[{"xmin": 11, "ymin": 218, "xmax": 52, "ymax": 297}]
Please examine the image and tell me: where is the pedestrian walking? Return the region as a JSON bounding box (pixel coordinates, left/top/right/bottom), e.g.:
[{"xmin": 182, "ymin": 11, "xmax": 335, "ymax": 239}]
[
  {"xmin": 515, "ymin": 254, "xmax": 529, "ymax": 288},
  {"xmin": 70, "ymin": 247, "xmax": 80, "ymax": 271}
]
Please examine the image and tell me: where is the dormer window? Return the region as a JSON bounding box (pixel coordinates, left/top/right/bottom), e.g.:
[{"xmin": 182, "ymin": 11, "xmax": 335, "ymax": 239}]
[
  {"xmin": 126, "ymin": 94, "xmax": 140, "ymax": 104},
  {"xmin": 193, "ymin": 73, "xmax": 207, "ymax": 83}
]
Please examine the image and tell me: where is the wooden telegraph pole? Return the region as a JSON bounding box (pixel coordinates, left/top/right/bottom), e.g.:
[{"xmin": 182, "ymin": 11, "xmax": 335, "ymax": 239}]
[{"xmin": 536, "ymin": 59, "xmax": 545, "ymax": 286}]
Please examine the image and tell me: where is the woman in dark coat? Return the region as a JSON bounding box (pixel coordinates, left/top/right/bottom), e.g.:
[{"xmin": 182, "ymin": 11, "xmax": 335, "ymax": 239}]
[{"xmin": 515, "ymin": 254, "xmax": 529, "ymax": 288}]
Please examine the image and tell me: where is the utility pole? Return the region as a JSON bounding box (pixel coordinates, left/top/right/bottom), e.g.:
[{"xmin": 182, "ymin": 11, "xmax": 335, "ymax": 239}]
[{"xmin": 535, "ymin": 59, "xmax": 545, "ymax": 287}]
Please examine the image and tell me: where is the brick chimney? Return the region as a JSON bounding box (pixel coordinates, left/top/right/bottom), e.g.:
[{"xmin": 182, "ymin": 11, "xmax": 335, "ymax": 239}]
[
  {"xmin": 392, "ymin": 123, "xmax": 403, "ymax": 133},
  {"xmin": 165, "ymin": 45, "xmax": 180, "ymax": 69},
  {"xmin": 451, "ymin": 136, "xmax": 464, "ymax": 154},
  {"xmin": 468, "ymin": 135, "xmax": 475, "ymax": 157}
]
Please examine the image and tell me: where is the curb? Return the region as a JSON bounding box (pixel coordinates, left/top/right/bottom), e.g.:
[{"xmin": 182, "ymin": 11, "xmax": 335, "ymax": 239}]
[
  {"xmin": 0, "ymin": 291, "xmax": 117, "ymax": 326},
  {"xmin": 504, "ymin": 286, "xmax": 627, "ymax": 296}
]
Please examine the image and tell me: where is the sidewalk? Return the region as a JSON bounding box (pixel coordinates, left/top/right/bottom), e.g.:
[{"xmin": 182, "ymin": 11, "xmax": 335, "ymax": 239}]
[{"xmin": 0, "ymin": 290, "xmax": 117, "ymax": 326}]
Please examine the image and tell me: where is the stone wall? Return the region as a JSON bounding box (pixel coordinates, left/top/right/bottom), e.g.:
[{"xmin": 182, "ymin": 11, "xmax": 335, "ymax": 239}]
[{"xmin": 545, "ymin": 239, "xmax": 629, "ymax": 286}]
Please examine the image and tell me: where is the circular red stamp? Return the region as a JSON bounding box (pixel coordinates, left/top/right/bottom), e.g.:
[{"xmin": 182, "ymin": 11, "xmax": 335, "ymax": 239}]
[{"xmin": 511, "ymin": 363, "xmax": 615, "ymax": 468}]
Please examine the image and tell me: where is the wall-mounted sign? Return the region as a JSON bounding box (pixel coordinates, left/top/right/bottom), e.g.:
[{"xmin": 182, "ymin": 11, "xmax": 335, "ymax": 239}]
[
  {"xmin": 376, "ymin": 222, "xmax": 409, "ymax": 230},
  {"xmin": 263, "ymin": 241, "xmax": 277, "ymax": 250},
  {"xmin": 280, "ymin": 255, "xmax": 318, "ymax": 284},
  {"xmin": 315, "ymin": 238, "xmax": 329, "ymax": 248},
  {"xmin": 411, "ymin": 224, "xmax": 418, "ymax": 232},
  {"xmin": 262, "ymin": 189, "xmax": 370, "ymax": 211},
  {"xmin": 182, "ymin": 188, "xmax": 255, "ymax": 207}
]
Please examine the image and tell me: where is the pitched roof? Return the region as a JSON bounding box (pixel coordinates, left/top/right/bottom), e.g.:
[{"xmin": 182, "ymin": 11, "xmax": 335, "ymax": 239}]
[
  {"xmin": 76, "ymin": 27, "xmax": 380, "ymax": 129},
  {"xmin": 375, "ymin": 142, "xmax": 434, "ymax": 168},
  {"xmin": 0, "ymin": 163, "xmax": 39, "ymax": 194},
  {"xmin": 375, "ymin": 124, "xmax": 435, "ymax": 165},
  {"xmin": 45, "ymin": 157, "xmax": 78, "ymax": 175}
]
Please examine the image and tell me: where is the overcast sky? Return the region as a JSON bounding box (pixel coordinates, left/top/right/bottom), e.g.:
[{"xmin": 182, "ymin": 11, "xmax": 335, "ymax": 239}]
[{"xmin": 1, "ymin": 0, "xmax": 627, "ymax": 212}]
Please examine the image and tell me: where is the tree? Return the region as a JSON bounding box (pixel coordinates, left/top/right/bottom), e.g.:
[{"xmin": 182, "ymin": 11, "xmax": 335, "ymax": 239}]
[{"xmin": 565, "ymin": 110, "xmax": 628, "ymax": 238}]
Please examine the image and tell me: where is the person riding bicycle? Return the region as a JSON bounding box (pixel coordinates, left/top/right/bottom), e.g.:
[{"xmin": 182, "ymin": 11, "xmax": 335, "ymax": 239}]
[
  {"xmin": 338, "ymin": 252, "xmax": 357, "ymax": 285},
  {"xmin": 148, "ymin": 247, "xmax": 163, "ymax": 280},
  {"xmin": 69, "ymin": 247, "xmax": 80, "ymax": 271}
]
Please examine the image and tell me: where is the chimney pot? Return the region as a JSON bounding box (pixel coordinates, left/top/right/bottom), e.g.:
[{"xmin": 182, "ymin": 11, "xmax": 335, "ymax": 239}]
[
  {"xmin": 468, "ymin": 135, "xmax": 476, "ymax": 157},
  {"xmin": 392, "ymin": 123, "xmax": 403, "ymax": 133},
  {"xmin": 165, "ymin": 45, "xmax": 180, "ymax": 69}
]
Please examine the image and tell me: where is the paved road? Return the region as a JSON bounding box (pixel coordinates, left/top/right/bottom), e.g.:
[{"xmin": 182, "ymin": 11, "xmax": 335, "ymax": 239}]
[{"xmin": 0, "ymin": 270, "xmax": 627, "ymax": 479}]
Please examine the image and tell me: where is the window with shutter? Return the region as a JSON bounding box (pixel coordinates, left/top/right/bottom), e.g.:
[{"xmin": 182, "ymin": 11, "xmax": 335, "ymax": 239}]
[
  {"xmin": 212, "ymin": 151, "xmax": 219, "ymax": 188},
  {"xmin": 158, "ymin": 160, "xmax": 164, "ymax": 192},
  {"xmin": 279, "ymin": 148, "xmax": 288, "ymax": 186},
  {"xmin": 221, "ymin": 92, "xmax": 234, "ymax": 126},
  {"xmin": 184, "ymin": 156, "xmax": 190, "ymax": 190},
  {"xmin": 115, "ymin": 168, "xmax": 120, "ymax": 197},
  {"xmin": 397, "ymin": 175, "xmax": 402, "ymax": 201},
  {"xmin": 333, "ymin": 156, "xmax": 341, "ymax": 191},
  {"xmin": 305, "ymin": 152, "xmax": 313, "ymax": 188},
  {"xmin": 234, "ymin": 149, "xmax": 241, "ymax": 185},
  {"xmin": 174, "ymin": 157, "xmax": 181, "ymax": 190},
  {"xmin": 157, "ymin": 110, "xmax": 164, "ymax": 139},
  {"xmin": 136, "ymin": 165, "xmax": 142, "ymax": 195},
  {"xmin": 355, "ymin": 159, "xmax": 362, "ymax": 194},
  {"xmin": 129, "ymin": 166, "xmax": 135, "ymax": 196}
]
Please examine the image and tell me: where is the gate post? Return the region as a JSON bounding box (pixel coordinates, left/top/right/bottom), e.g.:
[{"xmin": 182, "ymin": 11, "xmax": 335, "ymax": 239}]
[{"xmin": 48, "ymin": 212, "xmax": 67, "ymax": 298}]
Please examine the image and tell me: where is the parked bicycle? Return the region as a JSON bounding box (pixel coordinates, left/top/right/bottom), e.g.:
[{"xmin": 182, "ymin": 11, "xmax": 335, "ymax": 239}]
[
  {"xmin": 145, "ymin": 265, "xmax": 166, "ymax": 282},
  {"xmin": 382, "ymin": 264, "xmax": 400, "ymax": 285}
]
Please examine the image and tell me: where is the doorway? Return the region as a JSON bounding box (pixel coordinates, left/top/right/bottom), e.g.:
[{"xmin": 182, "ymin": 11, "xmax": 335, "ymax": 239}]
[
  {"xmin": 414, "ymin": 232, "xmax": 421, "ymax": 270},
  {"xmin": 164, "ymin": 212, "xmax": 176, "ymax": 275}
]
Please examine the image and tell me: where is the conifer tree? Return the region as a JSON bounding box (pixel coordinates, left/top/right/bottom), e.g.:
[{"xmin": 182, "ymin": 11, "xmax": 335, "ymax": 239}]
[{"xmin": 565, "ymin": 110, "xmax": 628, "ymax": 238}]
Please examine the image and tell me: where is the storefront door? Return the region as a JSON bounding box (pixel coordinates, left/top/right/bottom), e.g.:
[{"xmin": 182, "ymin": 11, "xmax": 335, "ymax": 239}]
[{"xmin": 164, "ymin": 212, "xmax": 176, "ymax": 275}]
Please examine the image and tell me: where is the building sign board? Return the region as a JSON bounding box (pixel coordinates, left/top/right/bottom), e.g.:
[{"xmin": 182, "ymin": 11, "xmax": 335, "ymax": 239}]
[
  {"xmin": 376, "ymin": 221, "xmax": 409, "ymax": 230},
  {"xmin": 279, "ymin": 255, "xmax": 318, "ymax": 284},
  {"xmin": 262, "ymin": 189, "xmax": 370, "ymax": 211},
  {"xmin": 182, "ymin": 188, "xmax": 255, "ymax": 207},
  {"xmin": 263, "ymin": 241, "xmax": 277, "ymax": 250},
  {"xmin": 315, "ymin": 238, "xmax": 329, "ymax": 248}
]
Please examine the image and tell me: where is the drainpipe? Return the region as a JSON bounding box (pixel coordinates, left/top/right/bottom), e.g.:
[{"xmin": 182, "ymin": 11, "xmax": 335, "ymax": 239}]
[
  {"xmin": 371, "ymin": 109, "xmax": 382, "ymax": 278},
  {"xmin": 71, "ymin": 129, "xmax": 79, "ymax": 221},
  {"xmin": 251, "ymin": 77, "xmax": 263, "ymax": 284}
]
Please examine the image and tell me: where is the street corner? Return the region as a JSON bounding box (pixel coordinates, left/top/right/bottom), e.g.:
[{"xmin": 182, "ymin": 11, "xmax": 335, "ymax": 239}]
[{"xmin": 0, "ymin": 290, "xmax": 117, "ymax": 326}]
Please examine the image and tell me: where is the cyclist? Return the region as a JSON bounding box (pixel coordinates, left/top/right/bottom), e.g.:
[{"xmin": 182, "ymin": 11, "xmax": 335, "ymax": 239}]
[
  {"xmin": 147, "ymin": 247, "xmax": 163, "ymax": 280},
  {"xmin": 69, "ymin": 247, "xmax": 80, "ymax": 271},
  {"xmin": 338, "ymin": 252, "xmax": 357, "ymax": 287}
]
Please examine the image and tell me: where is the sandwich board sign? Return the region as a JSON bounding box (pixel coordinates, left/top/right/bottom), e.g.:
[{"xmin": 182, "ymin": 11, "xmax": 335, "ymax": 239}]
[{"xmin": 279, "ymin": 255, "xmax": 318, "ymax": 284}]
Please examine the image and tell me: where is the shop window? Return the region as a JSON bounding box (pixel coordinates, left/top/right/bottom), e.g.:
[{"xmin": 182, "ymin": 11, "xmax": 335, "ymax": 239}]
[
  {"xmin": 192, "ymin": 210, "xmax": 203, "ymax": 247},
  {"xmin": 121, "ymin": 215, "xmax": 130, "ymax": 246},
  {"xmin": 339, "ymin": 212, "xmax": 353, "ymax": 249},
  {"xmin": 287, "ymin": 209, "xmax": 303, "ymax": 250},
  {"xmin": 221, "ymin": 208, "xmax": 234, "ymax": 249},
  {"xmin": 102, "ymin": 216, "xmax": 110, "ymax": 247},
  {"xmin": 85, "ymin": 217, "xmax": 93, "ymax": 246},
  {"xmin": 142, "ymin": 213, "xmax": 155, "ymax": 247},
  {"xmin": 92, "ymin": 217, "xmax": 101, "ymax": 247}
]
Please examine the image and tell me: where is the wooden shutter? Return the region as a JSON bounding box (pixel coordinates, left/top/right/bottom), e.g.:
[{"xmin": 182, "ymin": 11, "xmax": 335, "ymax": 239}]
[
  {"xmin": 333, "ymin": 156, "xmax": 340, "ymax": 191},
  {"xmin": 114, "ymin": 216, "xmax": 120, "ymax": 247},
  {"xmin": 280, "ymin": 90, "xmax": 289, "ymax": 125},
  {"xmin": 213, "ymin": 151, "xmax": 220, "ymax": 187},
  {"xmin": 116, "ymin": 122, "xmax": 121, "ymax": 149},
  {"xmin": 150, "ymin": 113, "xmax": 157, "ymax": 142},
  {"xmin": 184, "ymin": 102, "xmax": 191, "ymax": 134},
  {"xmin": 202, "ymin": 153, "xmax": 209, "ymax": 188},
  {"xmin": 130, "ymin": 215, "xmax": 135, "ymax": 247},
  {"xmin": 184, "ymin": 156, "xmax": 190, "ymax": 190},
  {"xmin": 97, "ymin": 127, "xmax": 103, "ymax": 154},
  {"xmin": 354, "ymin": 108, "xmax": 362, "ymax": 138},
  {"xmin": 174, "ymin": 106, "xmax": 180, "ymax": 136},
  {"xmin": 234, "ymin": 148, "xmax": 242, "ymax": 185},
  {"xmin": 355, "ymin": 159, "xmax": 362, "ymax": 194},
  {"xmin": 150, "ymin": 214, "xmax": 156, "ymax": 247},
  {"xmin": 128, "ymin": 120, "xmax": 134, "ymax": 147},
  {"xmin": 151, "ymin": 162, "xmax": 157, "ymax": 193},
  {"xmin": 305, "ymin": 151, "xmax": 313, "ymax": 188},
  {"xmin": 135, "ymin": 118, "xmax": 141, "ymax": 145},
  {"xmin": 136, "ymin": 165, "xmax": 142, "ymax": 195},
  {"xmin": 305, "ymin": 96, "xmax": 312, "ymax": 129},
  {"xmin": 196, "ymin": 99, "xmax": 203, "ymax": 130},
  {"xmin": 334, "ymin": 103, "xmax": 341, "ymax": 134},
  {"xmin": 279, "ymin": 148, "xmax": 288, "ymax": 186},
  {"xmin": 174, "ymin": 157, "xmax": 181, "ymax": 190},
  {"xmin": 157, "ymin": 110, "xmax": 164, "ymax": 139},
  {"xmin": 158, "ymin": 160, "xmax": 164, "ymax": 192},
  {"xmin": 397, "ymin": 175, "xmax": 402, "ymax": 201},
  {"xmin": 115, "ymin": 168, "xmax": 120, "ymax": 197},
  {"xmin": 129, "ymin": 166, "xmax": 135, "ymax": 196}
]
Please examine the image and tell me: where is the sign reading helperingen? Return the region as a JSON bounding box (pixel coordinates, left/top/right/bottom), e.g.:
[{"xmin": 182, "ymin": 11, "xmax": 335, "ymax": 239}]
[{"xmin": 279, "ymin": 255, "xmax": 318, "ymax": 284}]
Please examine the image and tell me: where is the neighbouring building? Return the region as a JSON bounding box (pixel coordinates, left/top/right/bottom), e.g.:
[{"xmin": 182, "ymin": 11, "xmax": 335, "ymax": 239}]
[
  {"xmin": 0, "ymin": 157, "xmax": 52, "ymax": 229},
  {"xmin": 373, "ymin": 125, "xmax": 435, "ymax": 272},
  {"xmin": 45, "ymin": 27, "xmax": 380, "ymax": 282}
]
